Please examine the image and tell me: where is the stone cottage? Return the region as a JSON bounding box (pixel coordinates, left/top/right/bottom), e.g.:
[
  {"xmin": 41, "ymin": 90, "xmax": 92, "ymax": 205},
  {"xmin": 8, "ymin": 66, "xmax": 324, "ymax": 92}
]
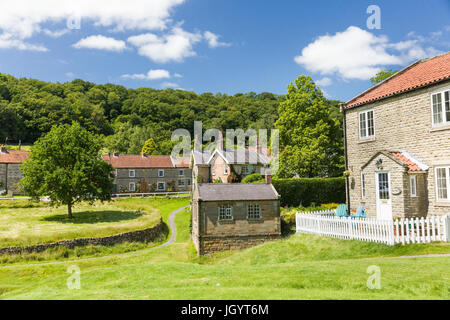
[
  {"xmin": 342, "ymin": 51, "xmax": 450, "ymax": 219},
  {"xmin": 191, "ymin": 177, "xmax": 281, "ymax": 255},
  {"xmin": 0, "ymin": 145, "xmax": 29, "ymax": 195},
  {"xmin": 102, "ymin": 152, "xmax": 192, "ymax": 193}
]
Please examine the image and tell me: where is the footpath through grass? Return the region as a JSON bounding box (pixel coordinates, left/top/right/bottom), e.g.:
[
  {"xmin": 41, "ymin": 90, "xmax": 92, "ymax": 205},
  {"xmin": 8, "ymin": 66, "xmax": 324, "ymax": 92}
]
[{"xmin": 0, "ymin": 198, "xmax": 449, "ymax": 300}]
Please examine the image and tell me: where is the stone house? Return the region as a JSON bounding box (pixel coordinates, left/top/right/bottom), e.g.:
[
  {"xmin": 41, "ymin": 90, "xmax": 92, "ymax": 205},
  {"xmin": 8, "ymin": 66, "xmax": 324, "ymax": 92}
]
[
  {"xmin": 191, "ymin": 148, "xmax": 270, "ymax": 184},
  {"xmin": 0, "ymin": 145, "xmax": 29, "ymax": 195},
  {"xmin": 191, "ymin": 177, "xmax": 281, "ymax": 255},
  {"xmin": 102, "ymin": 152, "xmax": 192, "ymax": 193},
  {"xmin": 342, "ymin": 52, "xmax": 450, "ymax": 219}
]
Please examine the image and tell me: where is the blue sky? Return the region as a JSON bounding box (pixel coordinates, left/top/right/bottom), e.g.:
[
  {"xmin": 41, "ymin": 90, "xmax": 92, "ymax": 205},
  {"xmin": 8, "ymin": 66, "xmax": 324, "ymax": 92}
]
[{"xmin": 0, "ymin": 0, "xmax": 449, "ymax": 102}]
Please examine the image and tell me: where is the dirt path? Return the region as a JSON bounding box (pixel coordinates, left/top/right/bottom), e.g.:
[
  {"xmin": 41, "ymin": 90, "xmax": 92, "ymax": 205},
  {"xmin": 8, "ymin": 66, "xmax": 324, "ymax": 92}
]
[{"xmin": 0, "ymin": 205, "xmax": 189, "ymax": 269}]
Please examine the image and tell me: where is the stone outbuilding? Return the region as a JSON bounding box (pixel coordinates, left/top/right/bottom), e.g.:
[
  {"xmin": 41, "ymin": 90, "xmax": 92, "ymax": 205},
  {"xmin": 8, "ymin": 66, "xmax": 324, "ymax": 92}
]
[{"xmin": 0, "ymin": 145, "xmax": 29, "ymax": 195}]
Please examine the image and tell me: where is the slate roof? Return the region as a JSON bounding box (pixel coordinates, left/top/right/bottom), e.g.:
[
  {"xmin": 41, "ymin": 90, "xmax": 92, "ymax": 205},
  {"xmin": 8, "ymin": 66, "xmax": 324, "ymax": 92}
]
[
  {"xmin": 197, "ymin": 183, "xmax": 279, "ymax": 201},
  {"xmin": 215, "ymin": 149, "xmax": 270, "ymax": 165},
  {"xmin": 343, "ymin": 51, "xmax": 450, "ymax": 109},
  {"xmin": 192, "ymin": 150, "xmax": 213, "ymax": 166},
  {"xmin": 0, "ymin": 150, "xmax": 29, "ymax": 164},
  {"xmin": 102, "ymin": 154, "xmax": 174, "ymax": 168}
]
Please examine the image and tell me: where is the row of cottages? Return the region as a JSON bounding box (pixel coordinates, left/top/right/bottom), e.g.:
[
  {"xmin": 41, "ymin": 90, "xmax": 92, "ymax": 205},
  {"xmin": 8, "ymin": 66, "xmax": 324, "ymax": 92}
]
[
  {"xmin": 190, "ymin": 147, "xmax": 281, "ymax": 255},
  {"xmin": 0, "ymin": 145, "xmax": 29, "ymax": 195},
  {"xmin": 342, "ymin": 51, "xmax": 450, "ymax": 220},
  {"xmin": 102, "ymin": 152, "xmax": 192, "ymax": 193}
]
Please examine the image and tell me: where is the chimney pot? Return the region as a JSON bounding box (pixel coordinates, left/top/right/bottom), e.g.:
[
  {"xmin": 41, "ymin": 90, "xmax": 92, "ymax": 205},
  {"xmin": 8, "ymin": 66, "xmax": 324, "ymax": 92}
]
[{"xmin": 265, "ymin": 167, "xmax": 272, "ymax": 185}]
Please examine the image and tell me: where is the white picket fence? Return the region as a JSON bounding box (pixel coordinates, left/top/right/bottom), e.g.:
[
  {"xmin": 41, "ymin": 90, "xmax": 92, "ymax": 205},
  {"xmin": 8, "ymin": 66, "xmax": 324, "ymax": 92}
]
[{"xmin": 296, "ymin": 212, "xmax": 449, "ymax": 246}]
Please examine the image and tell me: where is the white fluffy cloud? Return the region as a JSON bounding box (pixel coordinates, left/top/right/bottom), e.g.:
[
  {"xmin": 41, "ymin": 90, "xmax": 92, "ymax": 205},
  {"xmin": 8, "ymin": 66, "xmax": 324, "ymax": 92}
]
[
  {"xmin": 73, "ymin": 35, "xmax": 127, "ymax": 52},
  {"xmin": 315, "ymin": 77, "xmax": 332, "ymax": 87},
  {"xmin": 204, "ymin": 31, "xmax": 230, "ymax": 48},
  {"xmin": 295, "ymin": 26, "xmax": 441, "ymax": 80},
  {"xmin": 121, "ymin": 69, "xmax": 172, "ymax": 80},
  {"xmin": 0, "ymin": 34, "xmax": 47, "ymax": 52},
  {"xmin": 128, "ymin": 27, "xmax": 202, "ymax": 63}
]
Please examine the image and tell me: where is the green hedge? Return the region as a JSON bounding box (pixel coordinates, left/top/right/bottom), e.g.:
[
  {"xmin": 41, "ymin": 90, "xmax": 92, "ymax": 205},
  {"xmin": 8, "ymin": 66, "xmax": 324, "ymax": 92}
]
[
  {"xmin": 241, "ymin": 173, "xmax": 264, "ymax": 183},
  {"xmin": 272, "ymin": 177, "xmax": 346, "ymax": 207}
]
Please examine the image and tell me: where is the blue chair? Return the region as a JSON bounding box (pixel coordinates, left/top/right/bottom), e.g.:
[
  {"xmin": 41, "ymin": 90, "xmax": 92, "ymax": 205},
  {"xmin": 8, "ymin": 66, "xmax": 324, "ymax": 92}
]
[
  {"xmin": 336, "ymin": 204, "xmax": 348, "ymax": 217},
  {"xmin": 354, "ymin": 205, "xmax": 367, "ymax": 218}
]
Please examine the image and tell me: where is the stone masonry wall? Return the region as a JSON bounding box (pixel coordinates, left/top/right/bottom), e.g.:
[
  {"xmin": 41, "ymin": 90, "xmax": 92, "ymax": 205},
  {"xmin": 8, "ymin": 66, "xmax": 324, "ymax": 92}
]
[{"xmin": 198, "ymin": 234, "xmax": 281, "ymax": 255}]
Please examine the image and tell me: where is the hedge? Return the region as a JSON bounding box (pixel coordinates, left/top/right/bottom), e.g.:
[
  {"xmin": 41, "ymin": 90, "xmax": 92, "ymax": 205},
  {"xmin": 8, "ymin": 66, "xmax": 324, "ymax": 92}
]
[
  {"xmin": 272, "ymin": 177, "xmax": 346, "ymax": 207},
  {"xmin": 241, "ymin": 173, "xmax": 264, "ymax": 183}
]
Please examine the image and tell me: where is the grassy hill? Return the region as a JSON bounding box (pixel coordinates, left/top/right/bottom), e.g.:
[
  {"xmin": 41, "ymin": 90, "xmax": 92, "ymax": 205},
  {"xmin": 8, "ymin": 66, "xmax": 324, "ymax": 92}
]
[{"xmin": 0, "ymin": 198, "xmax": 449, "ymax": 300}]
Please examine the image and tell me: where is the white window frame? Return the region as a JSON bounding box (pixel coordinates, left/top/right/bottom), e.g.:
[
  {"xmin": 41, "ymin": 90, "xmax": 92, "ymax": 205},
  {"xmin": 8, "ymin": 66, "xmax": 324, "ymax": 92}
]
[
  {"xmin": 178, "ymin": 179, "xmax": 185, "ymax": 187},
  {"xmin": 435, "ymin": 166, "xmax": 450, "ymax": 202},
  {"xmin": 224, "ymin": 165, "xmax": 228, "ymax": 175},
  {"xmin": 115, "ymin": 169, "xmax": 118, "ymax": 177},
  {"xmin": 247, "ymin": 204, "xmax": 261, "ymax": 219},
  {"xmin": 218, "ymin": 205, "xmax": 233, "ymax": 220},
  {"xmin": 187, "ymin": 179, "xmax": 191, "ymax": 186},
  {"xmin": 157, "ymin": 181, "xmax": 166, "ymax": 191},
  {"xmin": 241, "ymin": 165, "xmax": 249, "ymax": 175},
  {"xmin": 211, "ymin": 163, "xmax": 215, "ymax": 176},
  {"xmin": 431, "ymin": 88, "xmax": 450, "ymax": 127},
  {"xmin": 179, "ymin": 169, "xmax": 184, "ymax": 177},
  {"xmin": 358, "ymin": 109, "xmax": 375, "ymax": 139},
  {"xmin": 410, "ymin": 175, "xmax": 417, "ymax": 197},
  {"xmin": 129, "ymin": 182, "xmax": 136, "ymax": 192},
  {"xmin": 158, "ymin": 169, "xmax": 165, "ymax": 177},
  {"xmin": 129, "ymin": 169, "xmax": 135, "ymax": 178},
  {"xmin": 361, "ymin": 173, "xmax": 366, "ymax": 198}
]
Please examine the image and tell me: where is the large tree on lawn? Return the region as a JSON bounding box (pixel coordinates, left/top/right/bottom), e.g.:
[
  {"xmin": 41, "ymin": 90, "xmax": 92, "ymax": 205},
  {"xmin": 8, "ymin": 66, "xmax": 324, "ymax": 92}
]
[
  {"xmin": 20, "ymin": 122, "xmax": 114, "ymax": 218},
  {"xmin": 275, "ymin": 75, "xmax": 344, "ymax": 178}
]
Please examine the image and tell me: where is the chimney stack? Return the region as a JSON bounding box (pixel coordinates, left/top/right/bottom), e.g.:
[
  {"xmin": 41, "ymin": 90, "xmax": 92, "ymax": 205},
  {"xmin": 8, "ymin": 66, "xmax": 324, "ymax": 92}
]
[
  {"xmin": 113, "ymin": 150, "xmax": 119, "ymax": 158},
  {"xmin": 265, "ymin": 167, "xmax": 272, "ymax": 185},
  {"xmin": 0, "ymin": 145, "xmax": 6, "ymax": 154},
  {"xmin": 216, "ymin": 130, "xmax": 224, "ymax": 151}
]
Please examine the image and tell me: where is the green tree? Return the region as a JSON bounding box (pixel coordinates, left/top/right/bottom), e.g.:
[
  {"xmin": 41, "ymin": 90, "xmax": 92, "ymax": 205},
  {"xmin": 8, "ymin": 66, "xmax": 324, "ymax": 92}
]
[
  {"xmin": 142, "ymin": 138, "xmax": 159, "ymax": 155},
  {"xmin": 370, "ymin": 69, "xmax": 398, "ymax": 85},
  {"xmin": 20, "ymin": 122, "xmax": 114, "ymax": 218},
  {"xmin": 275, "ymin": 75, "xmax": 344, "ymax": 178}
]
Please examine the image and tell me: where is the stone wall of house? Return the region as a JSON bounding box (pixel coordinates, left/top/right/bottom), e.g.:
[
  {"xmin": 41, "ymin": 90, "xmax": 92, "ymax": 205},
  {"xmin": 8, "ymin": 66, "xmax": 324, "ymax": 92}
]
[
  {"xmin": 113, "ymin": 167, "xmax": 192, "ymax": 193},
  {"xmin": 0, "ymin": 163, "xmax": 25, "ymax": 195},
  {"xmin": 0, "ymin": 218, "xmax": 164, "ymax": 256},
  {"xmin": 345, "ymin": 80, "xmax": 450, "ymax": 217},
  {"xmin": 198, "ymin": 234, "xmax": 281, "ymax": 255}
]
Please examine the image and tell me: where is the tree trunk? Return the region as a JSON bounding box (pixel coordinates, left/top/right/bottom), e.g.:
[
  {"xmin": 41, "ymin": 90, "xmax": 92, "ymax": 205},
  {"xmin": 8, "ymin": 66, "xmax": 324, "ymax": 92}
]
[{"xmin": 68, "ymin": 203, "xmax": 73, "ymax": 219}]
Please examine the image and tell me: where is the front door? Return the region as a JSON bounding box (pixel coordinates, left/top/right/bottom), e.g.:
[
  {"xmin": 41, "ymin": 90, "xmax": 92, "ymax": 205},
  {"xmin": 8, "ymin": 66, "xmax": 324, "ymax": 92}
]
[{"xmin": 376, "ymin": 171, "xmax": 392, "ymax": 220}]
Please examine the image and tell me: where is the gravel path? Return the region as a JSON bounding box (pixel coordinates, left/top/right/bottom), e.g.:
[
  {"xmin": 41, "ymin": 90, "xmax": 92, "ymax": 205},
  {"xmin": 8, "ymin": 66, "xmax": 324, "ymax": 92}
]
[{"xmin": 0, "ymin": 205, "xmax": 189, "ymax": 269}]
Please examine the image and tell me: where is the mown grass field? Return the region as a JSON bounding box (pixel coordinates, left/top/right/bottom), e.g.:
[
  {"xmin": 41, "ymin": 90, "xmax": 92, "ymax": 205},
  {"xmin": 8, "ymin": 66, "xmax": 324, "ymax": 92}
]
[{"xmin": 0, "ymin": 198, "xmax": 449, "ymax": 300}]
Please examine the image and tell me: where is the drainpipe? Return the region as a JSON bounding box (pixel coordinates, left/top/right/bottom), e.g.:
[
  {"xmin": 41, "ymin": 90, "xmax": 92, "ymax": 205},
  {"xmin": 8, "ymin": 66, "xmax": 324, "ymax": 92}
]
[{"xmin": 341, "ymin": 104, "xmax": 351, "ymax": 215}]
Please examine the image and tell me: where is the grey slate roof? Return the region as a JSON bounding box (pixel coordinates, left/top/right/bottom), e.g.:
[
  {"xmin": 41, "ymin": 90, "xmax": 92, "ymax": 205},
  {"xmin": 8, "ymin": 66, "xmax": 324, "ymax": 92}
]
[
  {"xmin": 192, "ymin": 150, "xmax": 212, "ymax": 165},
  {"xmin": 198, "ymin": 183, "xmax": 279, "ymax": 201}
]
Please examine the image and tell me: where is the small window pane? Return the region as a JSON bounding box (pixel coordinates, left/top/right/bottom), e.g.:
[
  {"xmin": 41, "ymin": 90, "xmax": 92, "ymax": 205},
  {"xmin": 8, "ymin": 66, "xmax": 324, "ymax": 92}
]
[
  {"xmin": 247, "ymin": 204, "xmax": 261, "ymax": 219},
  {"xmin": 432, "ymin": 93, "xmax": 443, "ymax": 124},
  {"xmin": 361, "ymin": 173, "xmax": 366, "ymax": 198},
  {"xmin": 219, "ymin": 206, "xmax": 233, "ymax": 220},
  {"xmin": 445, "ymin": 91, "xmax": 450, "ymax": 123},
  {"xmin": 359, "ymin": 112, "xmax": 367, "ymax": 138},
  {"xmin": 410, "ymin": 176, "xmax": 417, "ymax": 197},
  {"xmin": 367, "ymin": 111, "xmax": 375, "ymax": 136},
  {"xmin": 436, "ymin": 168, "xmax": 448, "ymax": 200}
]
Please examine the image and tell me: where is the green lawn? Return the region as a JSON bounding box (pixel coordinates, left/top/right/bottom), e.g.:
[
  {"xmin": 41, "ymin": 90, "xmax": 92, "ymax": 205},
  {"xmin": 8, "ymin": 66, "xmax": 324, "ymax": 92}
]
[{"xmin": 0, "ymin": 198, "xmax": 449, "ymax": 300}]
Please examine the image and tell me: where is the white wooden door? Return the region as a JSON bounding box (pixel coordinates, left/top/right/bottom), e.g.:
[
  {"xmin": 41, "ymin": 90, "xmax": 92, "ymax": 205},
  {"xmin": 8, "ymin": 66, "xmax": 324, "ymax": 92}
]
[{"xmin": 376, "ymin": 171, "xmax": 392, "ymax": 220}]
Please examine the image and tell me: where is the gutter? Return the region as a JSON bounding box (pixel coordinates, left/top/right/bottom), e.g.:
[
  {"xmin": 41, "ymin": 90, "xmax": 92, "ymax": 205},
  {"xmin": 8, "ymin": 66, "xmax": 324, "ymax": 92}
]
[{"xmin": 341, "ymin": 104, "xmax": 351, "ymax": 215}]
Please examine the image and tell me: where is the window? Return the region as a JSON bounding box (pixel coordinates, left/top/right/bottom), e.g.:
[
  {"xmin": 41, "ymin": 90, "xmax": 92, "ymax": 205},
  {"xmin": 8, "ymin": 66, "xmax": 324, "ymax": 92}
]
[
  {"xmin": 247, "ymin": 204, "xmax": 261, "ymax": 219},
  {"xmin": 431, "ymin": 90, "xmax": 450, "ymax": 126},
  {"xmin": 224, "ymin": 165, "xmax": 228, "ymax": 175},
  {"xmin": 410, "ymin": 175, "xmax": 417, "ymax": 197},
  {"xmin": 211, "ymin": 163, "xmax": 215, "ymax": 176},
  {"xmin": 361, "ymin": 173, "xmax": 366, "ymax": 198},
  {"xmin": 218, "ymin": 205, "xmax": 233, "ymax": 220},
  {"xmin": 187, "ymin": 179, "xmax": 191, "ymax": 186},
  {"xmin": 435, "ymin": 166, "xmax": 450, "ymax": 201},
  {"xmin": 158, "ymin": 169, "xmax": 165, "ymax": 177},
  {"xmin": 178, "ymin": 179, "xmax": 185, "ymax": 187},
  {"xmin": 157, "ymin": 182, "xmax": 165, "ymax": 191},
  {"xmin": 179, "ymin": 169, "xmax": 184, "ymax": 177},
  {"xmin": 241, "ymin": 165, "xmax": 249, "ymax": 175},
  {"xmin": 129, "ymin": 182, "xmax": 136, "ymax": 192},
  {"xmin": 359, "ymin": 110, "xmax": 375, "ymax": 139},
  {"xmin": 129, "ymin": 170, "xmax": 135, "ymax": 178},
  {"xmin": 115, "ymin": 169, "xmax": 118, "ymax": 177}
]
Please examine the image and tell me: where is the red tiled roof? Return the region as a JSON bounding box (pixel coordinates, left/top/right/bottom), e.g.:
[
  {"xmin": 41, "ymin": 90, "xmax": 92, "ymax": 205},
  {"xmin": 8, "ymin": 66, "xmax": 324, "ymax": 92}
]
[
  {"xmin": 390, "ymin": 152, "xmax": 423, "ymax": 172},
  {"xmin": 343, "ymin": 52, "xmax": 450, "ymax": 109},
  {"xmin": 102, "ymin": 155, "xmax": 174, "ymax": 169},
  {"xmin": 0, "ymin": 150, "xmax": 29, "ymax": 164}
]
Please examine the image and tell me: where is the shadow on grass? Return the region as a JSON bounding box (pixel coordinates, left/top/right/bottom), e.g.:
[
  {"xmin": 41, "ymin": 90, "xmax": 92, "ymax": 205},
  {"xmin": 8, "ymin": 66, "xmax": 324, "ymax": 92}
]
[{"xmin": 41, "ymin": 210, "xmax": 143, "ymax": 224}]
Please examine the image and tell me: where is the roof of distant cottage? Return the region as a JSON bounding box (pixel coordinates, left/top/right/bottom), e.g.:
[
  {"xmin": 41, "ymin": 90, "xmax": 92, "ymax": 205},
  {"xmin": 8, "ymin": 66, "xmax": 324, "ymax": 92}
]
[
  {"xmin": 102, "ymin": 154, "xmax": 174, "ymax": 168},
  {"xmin": 0, "ymin": 150, "xmax": 29, "ymax": 164},
  {"xmin": 343, "ymin": 51, "xmax": 450, "ymax": 109},
  {"xmin": 198, "ymin": 183, "xmax": 279, "ymax": 201}
]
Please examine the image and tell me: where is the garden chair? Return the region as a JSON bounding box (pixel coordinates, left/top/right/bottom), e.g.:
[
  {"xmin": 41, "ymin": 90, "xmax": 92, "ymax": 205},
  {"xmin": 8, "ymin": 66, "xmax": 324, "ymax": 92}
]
[
  {"xmin": 336, "ymin": 204, "xmax": 348, "ymax": 217},
  {"xmin": 354, "ymin": 205, "xmax": 367, "ymax": 219}
]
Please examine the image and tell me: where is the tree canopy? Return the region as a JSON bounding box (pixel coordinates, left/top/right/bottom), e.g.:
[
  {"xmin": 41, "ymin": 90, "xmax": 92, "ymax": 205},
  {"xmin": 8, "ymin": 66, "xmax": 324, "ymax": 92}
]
[
  {"xmin": 20, "ymin": 122, "xmax": 114, "ymax": 218},
  {"xmin": 370, "ymin": 69, "xmax": 398, "ymax": 85}
]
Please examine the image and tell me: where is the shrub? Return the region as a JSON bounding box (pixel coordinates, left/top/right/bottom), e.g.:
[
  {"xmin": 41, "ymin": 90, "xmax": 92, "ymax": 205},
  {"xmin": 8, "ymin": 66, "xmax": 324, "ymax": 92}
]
[
  {"xmin": 272, "ymin": 177, "xmax": 345, "ymax": 207},
  {"xmin": 241, "ymin": 173, "xmax": 264, "ymax": 183}
]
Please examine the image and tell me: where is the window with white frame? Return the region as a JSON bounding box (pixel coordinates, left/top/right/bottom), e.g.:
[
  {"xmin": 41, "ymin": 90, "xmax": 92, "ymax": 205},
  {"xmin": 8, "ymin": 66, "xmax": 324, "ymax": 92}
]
[
  {"xmin": 435, "ymin": 166, "xmax": 450, "ymax": 201},
  {"xmin": 431, "ymin": 89, "xmax": 450, "ymax": 126},
  {"xmin": 247, "ymin": 204, "xmax": 261, "ymax": 219},
  {"xmin": 129, "ymin": 182, "xmax": 136, "ymax": 192},
  {"xmin": 218, "ymin": 205, "xmax": 233, "ymax": 220},
  {"xmin": 157, "ymin": 182, "xmax": 165, "ymax": 191},
  {"xmin": 224, "ymin": 165, "xmax": 228, "ymax": 175},
  {"xmin": 361, "ymin": 173, "xmax": 366, "ymax": 198},
  {"xmin": 211, "ymin": 163, "xmax": 215, "ymax": 176},
  {"xmin": 158, "ymin": 169, "xmax": 165, "ymax": 177},
  {"xmin": 359, "ymin": 110, "xmax": 375, "ymax": 139},
  {"xmin": 410, "ymin": 175, "xmax": 417, "ymax": 197},
  {"xmin": 187, "ymin": 179, "xmax": 191, "ymax": 186},
  {"xmin": 178, "ymin": 179, "xmax": 185, "ymax": 187},
  {"xmin": 179, "ymin": 169, "xmax": 184, "ymax": 177},
  {"xmin": 115, "ymin": 169, "xmax": 118, "ymax": 177},
  {"xmin": 129, "ymin": 169, "xmax": 135, "ymax": 178},
  {"xmin": 241, "ymin": 165, "xmax": 249, "ymax": 175}
]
